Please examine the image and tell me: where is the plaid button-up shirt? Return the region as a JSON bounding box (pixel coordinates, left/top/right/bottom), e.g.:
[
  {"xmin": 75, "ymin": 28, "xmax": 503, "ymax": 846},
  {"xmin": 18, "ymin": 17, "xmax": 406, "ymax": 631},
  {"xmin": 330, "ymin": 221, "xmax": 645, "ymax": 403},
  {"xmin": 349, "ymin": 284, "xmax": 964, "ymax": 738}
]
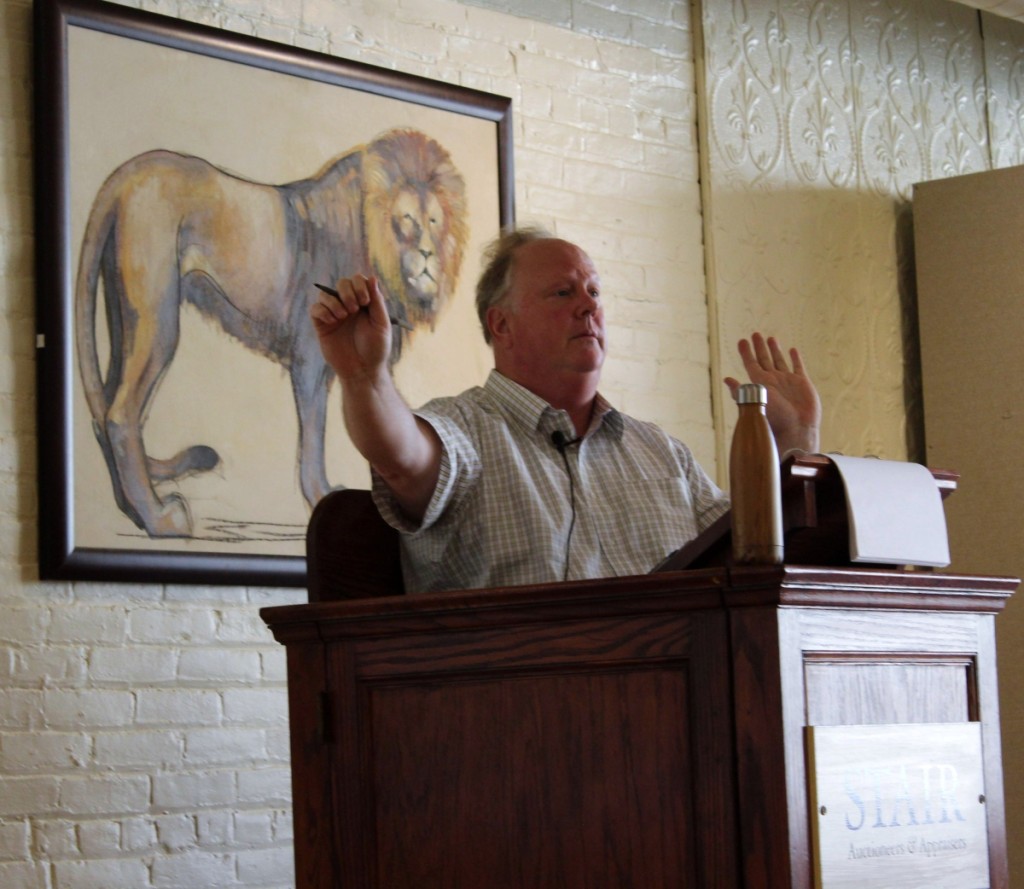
[{"xmin": 373, "ymin": 371, "xmax": 728, "ymax": 594}]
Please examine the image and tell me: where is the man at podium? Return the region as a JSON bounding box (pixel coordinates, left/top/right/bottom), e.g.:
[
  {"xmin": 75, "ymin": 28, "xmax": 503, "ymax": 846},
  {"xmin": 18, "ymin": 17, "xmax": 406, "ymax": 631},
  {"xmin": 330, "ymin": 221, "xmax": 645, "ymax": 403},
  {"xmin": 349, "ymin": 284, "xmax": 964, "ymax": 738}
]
[{"xmin": 310, "ymin": 226, "xmax": 821, "ymax": 593}]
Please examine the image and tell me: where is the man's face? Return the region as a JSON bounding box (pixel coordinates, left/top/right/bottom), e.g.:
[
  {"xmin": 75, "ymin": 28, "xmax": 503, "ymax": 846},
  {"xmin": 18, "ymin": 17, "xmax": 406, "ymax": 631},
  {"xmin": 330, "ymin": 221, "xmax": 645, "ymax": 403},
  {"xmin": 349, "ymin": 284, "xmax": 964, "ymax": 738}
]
[{"xmin": 489, "ymin": 239, "xmax": 606, "ymax": 382}]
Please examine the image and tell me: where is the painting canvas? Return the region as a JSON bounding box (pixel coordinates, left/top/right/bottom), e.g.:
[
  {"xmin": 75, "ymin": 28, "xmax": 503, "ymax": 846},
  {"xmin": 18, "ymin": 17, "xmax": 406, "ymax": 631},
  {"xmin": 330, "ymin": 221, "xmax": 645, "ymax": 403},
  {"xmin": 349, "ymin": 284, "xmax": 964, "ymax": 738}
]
[{"xmin": 34, "ymin": 0, "xmax": 513, "ymax": 585}]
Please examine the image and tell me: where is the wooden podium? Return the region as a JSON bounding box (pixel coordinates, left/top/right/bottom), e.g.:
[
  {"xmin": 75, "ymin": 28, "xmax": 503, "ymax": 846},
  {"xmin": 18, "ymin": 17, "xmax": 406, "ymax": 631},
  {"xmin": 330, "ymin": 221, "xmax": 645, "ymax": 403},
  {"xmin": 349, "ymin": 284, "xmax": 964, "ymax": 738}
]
[{"xmin": 261, "ymin": 460, "xmax": 1016, "ymax": 888}]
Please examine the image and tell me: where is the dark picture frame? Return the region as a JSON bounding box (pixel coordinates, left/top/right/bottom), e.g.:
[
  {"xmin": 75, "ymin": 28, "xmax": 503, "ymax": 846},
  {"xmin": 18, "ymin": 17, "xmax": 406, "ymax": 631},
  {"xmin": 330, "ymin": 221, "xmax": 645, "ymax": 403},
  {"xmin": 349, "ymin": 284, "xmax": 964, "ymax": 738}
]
[{"xmin": 33, "ymin": 0, "xmax": 514, "ymax": 586}]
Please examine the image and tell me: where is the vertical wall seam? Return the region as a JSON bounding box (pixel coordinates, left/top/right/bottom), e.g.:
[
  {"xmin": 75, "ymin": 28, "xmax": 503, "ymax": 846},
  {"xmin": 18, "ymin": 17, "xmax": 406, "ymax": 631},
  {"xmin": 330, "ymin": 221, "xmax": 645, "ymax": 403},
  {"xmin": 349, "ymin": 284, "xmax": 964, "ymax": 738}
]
[{"xmin": 690, "ymin": 0, "xmax": 728, "ymax": 485}]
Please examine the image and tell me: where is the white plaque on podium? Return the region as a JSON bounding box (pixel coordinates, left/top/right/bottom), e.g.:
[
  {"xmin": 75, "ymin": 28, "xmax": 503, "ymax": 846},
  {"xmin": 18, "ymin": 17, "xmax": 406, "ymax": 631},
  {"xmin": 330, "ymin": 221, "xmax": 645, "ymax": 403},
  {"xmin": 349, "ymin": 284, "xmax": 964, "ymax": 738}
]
[{"xmin": 807, "ymin": 722, "xmax": 989, "ymax": 889}]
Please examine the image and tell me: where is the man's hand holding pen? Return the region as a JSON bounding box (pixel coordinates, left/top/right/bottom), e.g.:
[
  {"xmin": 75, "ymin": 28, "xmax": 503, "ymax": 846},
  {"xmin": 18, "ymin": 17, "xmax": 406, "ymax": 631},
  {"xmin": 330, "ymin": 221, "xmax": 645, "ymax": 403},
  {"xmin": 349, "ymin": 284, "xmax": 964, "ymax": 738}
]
[
  {"xmin": 314, "ymin": 282, "xmax": 414, "ymax": 331},
  {"xmin": 310, "ymin": 274, "xmax": 399, "ymax": 383}
]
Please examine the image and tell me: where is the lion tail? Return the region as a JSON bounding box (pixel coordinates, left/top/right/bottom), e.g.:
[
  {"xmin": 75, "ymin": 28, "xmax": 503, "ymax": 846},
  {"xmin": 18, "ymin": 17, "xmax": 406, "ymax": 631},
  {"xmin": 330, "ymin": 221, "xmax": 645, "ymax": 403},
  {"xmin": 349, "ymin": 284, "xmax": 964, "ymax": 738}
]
[
  {"xmin": 73, "ymin": 179, "xmax": 120, "ymax": 432},
  {"xmin": 73, "ymin": 178, "xmax": 222, "ymax": 484}
]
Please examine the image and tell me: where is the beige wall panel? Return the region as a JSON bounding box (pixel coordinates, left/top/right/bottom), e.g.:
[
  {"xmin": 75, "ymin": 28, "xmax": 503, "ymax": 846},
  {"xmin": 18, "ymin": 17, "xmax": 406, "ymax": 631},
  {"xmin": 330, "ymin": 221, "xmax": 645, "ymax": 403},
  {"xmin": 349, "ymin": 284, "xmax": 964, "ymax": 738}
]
[{"xmin": 915, "ymin": 163, "xmax": 1024, "ymax": 881}]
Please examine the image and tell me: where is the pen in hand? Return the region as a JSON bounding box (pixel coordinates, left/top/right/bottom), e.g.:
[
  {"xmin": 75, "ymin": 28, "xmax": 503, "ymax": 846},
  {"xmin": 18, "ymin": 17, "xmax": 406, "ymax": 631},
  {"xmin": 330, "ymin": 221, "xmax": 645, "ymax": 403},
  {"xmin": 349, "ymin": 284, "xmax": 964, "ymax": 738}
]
[{"xmin": 314, "ymin": 283, "xmax": 415, "ymax": 332}]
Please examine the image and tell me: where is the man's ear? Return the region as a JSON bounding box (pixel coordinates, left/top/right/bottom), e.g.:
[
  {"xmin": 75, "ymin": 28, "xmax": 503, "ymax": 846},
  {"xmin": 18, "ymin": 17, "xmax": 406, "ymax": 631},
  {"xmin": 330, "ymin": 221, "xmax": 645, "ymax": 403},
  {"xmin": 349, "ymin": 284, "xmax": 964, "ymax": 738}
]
[{"xmin": 486, "ymin": 304, "xmax": 511, "ymax": 345}]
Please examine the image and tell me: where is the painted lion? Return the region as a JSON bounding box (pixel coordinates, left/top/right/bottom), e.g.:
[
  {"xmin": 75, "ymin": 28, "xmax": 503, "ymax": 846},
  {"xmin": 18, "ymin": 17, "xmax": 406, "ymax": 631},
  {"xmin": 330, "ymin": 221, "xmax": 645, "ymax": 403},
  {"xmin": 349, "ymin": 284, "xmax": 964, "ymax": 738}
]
[{"xmin": 75, "ymin": 128, "xmax": 468, "ymax": 538}]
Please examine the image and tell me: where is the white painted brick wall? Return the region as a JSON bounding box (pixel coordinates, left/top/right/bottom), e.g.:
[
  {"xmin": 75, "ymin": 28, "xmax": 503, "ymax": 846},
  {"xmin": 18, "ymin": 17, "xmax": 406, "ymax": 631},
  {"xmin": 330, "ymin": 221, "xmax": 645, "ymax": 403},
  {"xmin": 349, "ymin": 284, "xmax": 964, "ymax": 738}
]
[
  {"xmin": 0, "ymin": 818, "xmax": 29, "ymax": 858},
  {"xmin": 1, "ymin": 0, "xmax": 707, "ymax": 884}
]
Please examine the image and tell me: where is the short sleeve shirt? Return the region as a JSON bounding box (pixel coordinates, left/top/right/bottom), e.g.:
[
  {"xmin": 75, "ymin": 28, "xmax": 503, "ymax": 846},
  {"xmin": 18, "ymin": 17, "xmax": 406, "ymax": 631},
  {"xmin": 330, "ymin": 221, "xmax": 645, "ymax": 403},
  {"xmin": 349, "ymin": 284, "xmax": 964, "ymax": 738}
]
[{"xmin": 373, "ymin": 370, "xmax": 729, "ymax": 593}]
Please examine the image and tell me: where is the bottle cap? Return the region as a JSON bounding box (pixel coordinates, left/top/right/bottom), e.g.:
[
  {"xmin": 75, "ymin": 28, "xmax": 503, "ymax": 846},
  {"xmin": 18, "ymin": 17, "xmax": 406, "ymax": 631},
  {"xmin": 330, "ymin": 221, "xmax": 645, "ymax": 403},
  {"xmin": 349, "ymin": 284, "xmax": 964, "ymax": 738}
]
[{"xmin": 735, "ymin": 383, "xmax": 768, "ymax": 405}]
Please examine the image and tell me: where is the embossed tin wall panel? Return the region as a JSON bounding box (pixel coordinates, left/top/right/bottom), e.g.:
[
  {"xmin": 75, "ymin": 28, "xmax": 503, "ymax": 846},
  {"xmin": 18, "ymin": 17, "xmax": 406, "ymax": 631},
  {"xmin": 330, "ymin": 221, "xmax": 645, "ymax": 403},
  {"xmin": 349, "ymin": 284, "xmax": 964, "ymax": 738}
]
[
  {"xmin": 982, "ymin": 11, "xmax": 1024, "ymax": 167},
  {"xmin": 700, "ymin": 0, "xmax": 989, "ymax": 467}
]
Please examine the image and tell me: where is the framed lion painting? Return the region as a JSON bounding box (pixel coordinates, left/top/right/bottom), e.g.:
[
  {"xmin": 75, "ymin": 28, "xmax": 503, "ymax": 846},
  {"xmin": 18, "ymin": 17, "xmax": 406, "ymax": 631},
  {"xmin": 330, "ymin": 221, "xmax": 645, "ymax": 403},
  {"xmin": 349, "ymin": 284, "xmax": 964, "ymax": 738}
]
[{"xmin": 33, "ymin": 0, "xmax": 514, "ymax": 585}]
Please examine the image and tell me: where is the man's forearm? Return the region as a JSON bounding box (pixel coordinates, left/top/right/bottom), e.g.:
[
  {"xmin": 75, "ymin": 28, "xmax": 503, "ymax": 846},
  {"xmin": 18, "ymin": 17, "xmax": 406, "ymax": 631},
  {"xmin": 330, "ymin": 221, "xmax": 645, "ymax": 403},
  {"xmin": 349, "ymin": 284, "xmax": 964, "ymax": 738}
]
[{"xmin": 340, "ymin": 370, "xmax": 442, "ymax": 522}]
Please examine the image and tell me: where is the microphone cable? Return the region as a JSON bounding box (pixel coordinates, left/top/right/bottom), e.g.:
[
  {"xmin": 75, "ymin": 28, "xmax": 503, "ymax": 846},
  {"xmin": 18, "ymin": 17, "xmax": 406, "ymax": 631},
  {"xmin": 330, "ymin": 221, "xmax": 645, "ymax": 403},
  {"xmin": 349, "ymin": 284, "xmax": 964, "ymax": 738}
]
[{"xmin": 551, "ymin": 431, "xmax": 581, "ymax": 581}]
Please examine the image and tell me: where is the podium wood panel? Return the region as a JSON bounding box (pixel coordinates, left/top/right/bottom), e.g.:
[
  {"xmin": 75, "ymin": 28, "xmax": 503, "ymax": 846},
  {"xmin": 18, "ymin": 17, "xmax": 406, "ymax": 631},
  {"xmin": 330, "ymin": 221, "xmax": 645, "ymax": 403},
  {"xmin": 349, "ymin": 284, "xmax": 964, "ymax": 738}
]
[
  {"xmin": 725, "ymin": 567, "xmax": 1010, "ymax": 889},
  {"xmin": 348, "ymin": 611, "xmax": 738, "ymax": 888},
  {"xmin": 370, "ymin": 668, "xmax": 693, "ymax": 887}
]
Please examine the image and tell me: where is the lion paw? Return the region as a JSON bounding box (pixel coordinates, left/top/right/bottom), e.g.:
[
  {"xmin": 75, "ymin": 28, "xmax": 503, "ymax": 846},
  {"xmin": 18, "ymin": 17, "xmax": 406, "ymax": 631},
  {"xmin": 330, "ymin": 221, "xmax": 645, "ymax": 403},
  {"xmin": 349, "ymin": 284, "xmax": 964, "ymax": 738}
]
[{"xmin": 146, "ymin": 493, "xmax": 194, "ymax": 538}]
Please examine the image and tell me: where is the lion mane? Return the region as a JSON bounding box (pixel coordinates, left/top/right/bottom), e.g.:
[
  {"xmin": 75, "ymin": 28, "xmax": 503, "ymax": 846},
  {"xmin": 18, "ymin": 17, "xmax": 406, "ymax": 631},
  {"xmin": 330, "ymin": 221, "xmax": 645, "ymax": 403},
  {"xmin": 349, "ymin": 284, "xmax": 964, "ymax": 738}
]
[
  {"xmin": 75, "ymin": 127, "xmax": 470, "ymax": 538},
  {"xmin": 298, "ymin": 127, "xmax": 469, "ymax": 344},
  {"xmin": 365, "ymin": 130, "xmax": 469, "ymax": 331}
]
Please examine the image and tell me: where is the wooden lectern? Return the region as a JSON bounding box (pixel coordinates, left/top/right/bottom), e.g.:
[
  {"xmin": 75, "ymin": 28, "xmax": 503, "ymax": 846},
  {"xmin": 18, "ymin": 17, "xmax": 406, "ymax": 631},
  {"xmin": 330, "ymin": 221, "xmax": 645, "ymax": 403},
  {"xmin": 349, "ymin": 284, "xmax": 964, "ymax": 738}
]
[{"xmin": 261, "ymin": 457, "xmax": 1015, "ymax": 888}]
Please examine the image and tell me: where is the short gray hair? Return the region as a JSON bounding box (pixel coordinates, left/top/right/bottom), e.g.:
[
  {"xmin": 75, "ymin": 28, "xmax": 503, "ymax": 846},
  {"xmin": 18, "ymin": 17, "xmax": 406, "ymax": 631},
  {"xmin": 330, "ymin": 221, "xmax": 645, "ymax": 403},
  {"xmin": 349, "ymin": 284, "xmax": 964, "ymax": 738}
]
[{"xmin": 475, "ymin": 225, "xmax": 554, "ymax": 344}]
